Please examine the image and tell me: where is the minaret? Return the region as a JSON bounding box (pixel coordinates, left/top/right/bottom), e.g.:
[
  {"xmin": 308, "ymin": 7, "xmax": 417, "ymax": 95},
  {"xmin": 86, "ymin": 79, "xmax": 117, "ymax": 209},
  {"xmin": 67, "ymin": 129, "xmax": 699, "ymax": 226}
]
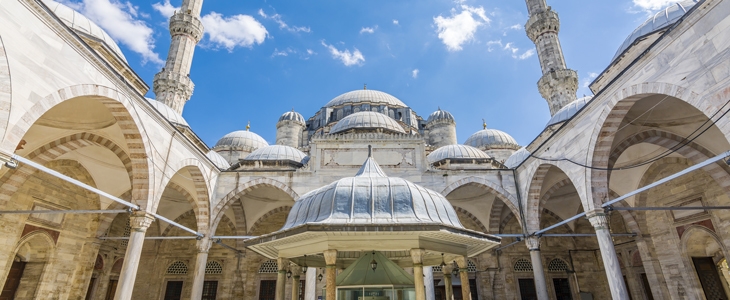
[
  {"xmin": 153, "ymin": 0, "xmax": 205, "ymax": 114},
  {"xmin": 524, "ymin": 0, "xmax": 578, "ymax": 116}
]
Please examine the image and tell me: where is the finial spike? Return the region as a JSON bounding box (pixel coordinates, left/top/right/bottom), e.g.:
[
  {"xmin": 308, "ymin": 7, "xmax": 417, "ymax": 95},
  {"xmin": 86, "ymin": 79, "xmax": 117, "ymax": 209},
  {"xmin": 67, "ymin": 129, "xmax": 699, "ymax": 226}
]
[
  {"xmin": 364, "ymin": 84, "xmax": 367, "ymax": 90},
  {"xmin": 368, "ymin": 145, "xmax": 372, "ymax": 157},
  {"xmin": 246, "ymin": 120, "xmax": 251, "ymax": 131},
  {"xmin": 482, "ymin": 119, "xmax": 487, "ymax": 130}
]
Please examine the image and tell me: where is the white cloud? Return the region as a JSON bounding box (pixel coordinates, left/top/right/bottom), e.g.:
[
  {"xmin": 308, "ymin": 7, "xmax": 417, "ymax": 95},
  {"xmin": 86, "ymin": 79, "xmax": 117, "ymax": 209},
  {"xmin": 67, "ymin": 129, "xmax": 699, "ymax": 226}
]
[
  {"xmin": 632, "ymin": 0, "xmax": 677, "ymax": 11},
  {"xmin": 306, "ymin": 49, "xmax": 315, "ymax": 55},
  {"xmin": 486, "ymin": 40, "xmax": 502, "ymax": 52},
  {"xmin": 412, "ymin": 69, "xmax": 419, "ymax": 78},
  {"xmin": 258, "ymin": 9, "xmax": 311, "ymax": 33},
  {"xmin": 508, "ymin": 24, "xmax": 521, "ymax": 30},
  {"xmin": 201, "ymin": 12, "xmax": 268, "ymax": 51},
  {"xmin": 516, "ymin": 49, "xmax": 535, "ymax": 60},
  {"xmin": 393, "ymin": 19, "xmax": 399, "ymax": 25},
  {"xmin": 321, "ymin": 41, "xmax": 364, "ymax": 66},
  {"xmin": 152, "ymin": 0, "xmax": 176, "ymax": 18},
  {"xmin": 56, "ymin": 0, "xmax": 163, "ymax": 64},
  {"xmin": 433, "ymin": 5, "xmax": 490, "ymax": 52},
  {"xmin": 271, "ymin": 48, "xmax": 295, "ymax": 57},
  {"xmin": 360, "ymin": 26, "xmax": 377, "ymax": 34},
  {"xmin": 582, "ymin": 72, "xmax": 599, "ymax": 88},
  {"xmin": 486, "ymin": 39, "xmax": 533, "ymax": 59}
]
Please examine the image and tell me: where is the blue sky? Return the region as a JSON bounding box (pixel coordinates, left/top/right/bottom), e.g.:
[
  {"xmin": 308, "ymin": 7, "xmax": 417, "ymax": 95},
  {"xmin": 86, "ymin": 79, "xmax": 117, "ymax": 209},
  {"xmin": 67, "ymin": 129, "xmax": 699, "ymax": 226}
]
[{"xmin": 57, "ymin": 0, "xmax": 679, "ymax": 147}]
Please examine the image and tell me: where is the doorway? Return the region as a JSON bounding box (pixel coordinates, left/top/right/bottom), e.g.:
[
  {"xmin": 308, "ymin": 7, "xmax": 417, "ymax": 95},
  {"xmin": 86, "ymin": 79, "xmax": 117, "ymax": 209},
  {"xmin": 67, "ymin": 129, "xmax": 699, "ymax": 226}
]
[
  {"xmin": 0, "ymin": 260, "xmax": 26, "ymax": 300},
  {"xmin": 693, "ymin": 257, "xmax": 728, "ymax": 300}
]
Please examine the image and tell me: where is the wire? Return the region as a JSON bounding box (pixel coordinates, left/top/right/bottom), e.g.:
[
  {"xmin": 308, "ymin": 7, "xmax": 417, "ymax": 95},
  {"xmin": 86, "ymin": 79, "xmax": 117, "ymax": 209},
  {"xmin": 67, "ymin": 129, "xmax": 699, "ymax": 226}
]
[{"xmin": 529, "ymin": 96, "xmax": 730, "ymax": 171}]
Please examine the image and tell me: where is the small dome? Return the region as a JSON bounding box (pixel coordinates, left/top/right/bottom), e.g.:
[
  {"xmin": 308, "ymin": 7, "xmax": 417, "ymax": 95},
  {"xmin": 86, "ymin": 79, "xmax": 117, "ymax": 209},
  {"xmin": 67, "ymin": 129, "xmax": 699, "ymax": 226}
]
[
  {"xmin": 325, "ymin": 90, "xmax": 408, "ymax": 108},
  {"xmin": 43, "ymin": 0, "xmax": 127, "ymax": 62},
  {"xmin": 426, "ymin": 108, "xmax": 455, "ymax": 124},
  {"xmin": 330, "ymin": 111, "xmax": 406, "ymax": 134},
  {"xmin": 504, "ymin": 147, "xmax": 531, "ymax": 169},
  {"xmin": 427, "ymin": 145, "xmax": 490, "ymax": 163},
  {"xmin": 145, "ymin": 98, "xmax": 188, "ymax": 126},
  {"xmin": 464, "ymin": 128, "xmax": 520, "ymax": 150},
  {"xmin": 278, "ymin": 110, "xmax": 305, "ymax": 125},
  {"xmin": 206, "ymin": 150, "xmax": 231, "ymax": 169},
  {"xmin": 281, "ymin": 154, "xmax": 463, "ymax": 230},
  {"xmin": 612, "ymin": 0, "xmax": 699, "ymax": 62},
  {"xmin": 546, "ymin": 96, "xmax": 593, "ymax": 127},
  {"xmin": 213, "ymin": 130, "xmax": 269, "ymax": 151},
  {"xmin": 244, "ymin": 145, "xmax": 308, "ymax": 163}
]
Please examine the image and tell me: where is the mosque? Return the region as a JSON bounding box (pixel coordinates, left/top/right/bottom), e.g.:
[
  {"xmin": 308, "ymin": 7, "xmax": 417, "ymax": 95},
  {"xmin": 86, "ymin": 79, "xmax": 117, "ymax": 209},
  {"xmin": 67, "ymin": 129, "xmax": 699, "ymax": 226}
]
[{"xmin": 0, "ymin": 0, "xmax": 729, "ymax": 299}]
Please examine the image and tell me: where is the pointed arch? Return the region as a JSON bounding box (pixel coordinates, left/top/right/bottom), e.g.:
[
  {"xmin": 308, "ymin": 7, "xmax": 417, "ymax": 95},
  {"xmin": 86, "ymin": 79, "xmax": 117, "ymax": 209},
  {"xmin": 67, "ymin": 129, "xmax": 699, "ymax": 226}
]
[
  {"xmin": 247, "ymin": 206, "xmax": 292, "ymax": 235},
  {"xmin": 440, "ymin": 176, "xmax": 521, "ymax": 227},
  {"xmin": 0, "ymin": 36, "xmax": 11, "ymax": 143}
]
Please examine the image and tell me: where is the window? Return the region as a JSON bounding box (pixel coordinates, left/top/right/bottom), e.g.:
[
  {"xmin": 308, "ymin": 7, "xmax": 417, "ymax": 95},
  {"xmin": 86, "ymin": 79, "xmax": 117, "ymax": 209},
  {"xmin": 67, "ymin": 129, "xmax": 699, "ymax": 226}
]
[
  {"xmin": 205, "ymin": 261, "xmax": 223, "ymax": 274},
  {"xmin": 259, "ymin": 280, "xmax": 276, "ymax": 300},
  {"xmin": 166, "ymin": 261, "xmax": 188, "ymax": 275},
  {"xmin": 202, "ymin": 281, "xmax": 218, "ymax": 300},
  {"xmin": 547, "ymin": 259, "xmax": 569, "ymax": 272},
  {"xmin": 298, "ymin": 280, "xmax": 305, "ymax": 300},
  {"xmin": 514, "ymin": 259, "xmax": 533, "ymax": 272},
  {"xmin": 164, "ymin": 281, "xmax": 183, "ymax": 300},
  {"xmin": 258, "ymin": 260, "xmax": 278, "ymax": 274},
  {"xmin": 553, "ymin": 278, "xmax": 572, "ymax": 300},
  {"xmin": 518, "ymin": 278, "xmax": 537, "ymax": 300}
]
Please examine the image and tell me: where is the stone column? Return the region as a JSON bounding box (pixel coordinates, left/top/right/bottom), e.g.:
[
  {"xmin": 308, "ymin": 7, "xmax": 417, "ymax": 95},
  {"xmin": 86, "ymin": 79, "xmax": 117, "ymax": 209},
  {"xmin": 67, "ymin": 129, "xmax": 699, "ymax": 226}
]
[
  {"xmin": 587, "ymin": 208, "xmax": 629, "ymax": 299},
  {"xmin": 442, "ymin": 264, "xmax": 454, "ymax": 300},
  {"xmin": 305, "ymin": 269, "xmax": 316, "ymax": 300},
  {"xmin": 411, "ymin": 249, "xmax": 426, "ymax": 300},
  {"xmin": 190, "ymin": 238, "xmax": 212, "ymax": 300},
  {"xmin": 455, "ymin": 256, "xmax": 471, "ymax": 300},
  {"xmin": 526, "ymin": 236, "xmax": 549, "ymax": 300},
  {"xmin": 275, "ymin": 258, "xmax": 288, "ymax": 300},
  {"xmin": 424, "ymin": 266, "xmax": 435, "ymax": 300},
  {"xmin": 114, "ymin": 211, "xmax": 154, "ymax": 300},
  {"xmin": 291, "ymin": 265, "xmax": 301, "ymax": 300},
  {"xmin": 324, "ymin": 250, "xmax": 337, "ymax": 300}
]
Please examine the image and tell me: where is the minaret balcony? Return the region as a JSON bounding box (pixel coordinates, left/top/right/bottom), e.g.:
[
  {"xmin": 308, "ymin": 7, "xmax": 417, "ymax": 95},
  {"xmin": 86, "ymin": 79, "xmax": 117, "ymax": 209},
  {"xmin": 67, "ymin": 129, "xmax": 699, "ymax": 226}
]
[
  {"xmin": 169, "ymin": 12, "xmax": 204, "ymax": 43},
  {"xmin": 525, "ymin": 8, "xmax": 560, "ymax": 42}
]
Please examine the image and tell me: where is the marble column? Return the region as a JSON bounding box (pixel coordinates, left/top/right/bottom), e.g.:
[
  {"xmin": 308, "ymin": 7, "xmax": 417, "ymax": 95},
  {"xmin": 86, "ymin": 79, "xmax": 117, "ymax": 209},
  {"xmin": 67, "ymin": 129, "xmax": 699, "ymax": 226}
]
[
  {"xmin": 275, "ymin": 257, "xmax": 288, "ymax": 300},
  {"xmin": 411, "ymin": 249, "xmax": 426, "ymax": 300},
  {"xmin": 324, "ymin": 250, "xmax": 337, "ymax": 300},
  {"xmin": 190, "ymin": 238, "xmax": 212, "ymax": 300},
  {"xmin": 305, "ymin": 269, "xmax": 316, "ymax": 300},
  {"xmin": 587, "ymin": 208, "xmax": 629, "ymax": 299},
  {"xmin": 526, "ymin": 236, "xmax": 549, "ymax": 300},
  {"xmin": 114, "ymin": 211, "xmax": 154, "ymax": 300},
  {"xmin": 455, "ymin": 256, "xmax": 471, "ymax": 300},
  {"xmin": 291, "ymin": 265, "xmax": 301, "ymax": 300},
  {"xmin": 424, "ymin": 266, "xmax": 435, "ymax": 300},
  {"xmin": 442, "ymin": 264, "xmax": 454, "ymax": 300}
]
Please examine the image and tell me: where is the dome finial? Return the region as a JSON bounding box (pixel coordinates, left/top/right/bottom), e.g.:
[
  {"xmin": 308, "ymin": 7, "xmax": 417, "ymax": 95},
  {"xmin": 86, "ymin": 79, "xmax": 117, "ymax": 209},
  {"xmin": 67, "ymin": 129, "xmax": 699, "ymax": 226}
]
[
  {"xmin": 246, "ymin": 120, "xmax": 250, "ymax": 131},
  {"xmin": 368, "ymin": 145, "xmax": 372, "ymax": 158},
  {"xmin": 364, "ymin": 83, "xmax": 367, "ymax": 90},
  {"xmin": 482, "ymin": 119, "xmax": 487, "ymax": 130},
  {"xmin": 437, "ymin": 106, "xmax": 441, "ymax": 111}
]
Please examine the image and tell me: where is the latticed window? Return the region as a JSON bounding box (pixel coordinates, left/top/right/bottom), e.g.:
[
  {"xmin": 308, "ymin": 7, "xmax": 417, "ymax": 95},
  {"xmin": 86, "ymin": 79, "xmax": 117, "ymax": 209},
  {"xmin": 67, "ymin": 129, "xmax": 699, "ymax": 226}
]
[
  {"xmin": 205, "ymin": 261, "xmax": 223, "ymax": 274},
  {"xmin": 258, "ymin": 260, "xmax": 278, "ymax": 273},
  {"xmin": 432, "ymin": 265, "xmax": 442, "ymax": 273},
  {"xmin": 120, "ymin": 219, "xmax": 131, "ymax": 247},
  {"xmin": 467, "ymin": 260, "xmax": 477, "ymax": 272},
  {"xmin": 547, "ymin": 259, "xmax": 569, "ymax": 272},
  {"xmin": 167, "ymin": 261, "xmax": 188, "ymax": 275},
  {"xmin": 514, "ymin": 259, "xmax": 533, "ymax": 272}
]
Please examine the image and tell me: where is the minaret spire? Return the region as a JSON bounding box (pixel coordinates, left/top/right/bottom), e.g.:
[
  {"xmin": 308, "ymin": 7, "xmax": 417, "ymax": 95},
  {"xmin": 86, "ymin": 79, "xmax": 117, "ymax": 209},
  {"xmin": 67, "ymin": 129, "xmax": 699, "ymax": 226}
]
[
  {"xmin": 524, "ymin": 0, "xmax": 578, "ymax": 116},
  {"xmin": 153, "ymin": 0, "xmax": 205, "ymax": 114}
]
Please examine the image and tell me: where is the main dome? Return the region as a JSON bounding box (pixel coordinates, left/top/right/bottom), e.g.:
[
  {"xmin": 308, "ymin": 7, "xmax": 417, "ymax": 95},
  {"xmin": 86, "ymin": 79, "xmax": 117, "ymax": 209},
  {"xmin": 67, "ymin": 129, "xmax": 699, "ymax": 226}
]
[
  {"xmin": 612, "ymin": 0, "xmax": 699, "ymax": 62},
  {"xmin": 213, "ymin": 130, "xmax": 269, "ymax": 151},
  {"xmin": 324, "ymin": 90, "xmax": 408, "ymax": 108},
  {"xmin": 464, "ymin": 128, "xmax": 520, "ymax": 150},
  {"xmin": 329, "ymin": 111, "xmax": 406, "ymax": 134},
  {"xmin": 43, "ymin": 0, "xmax": 127, "ymax": 62},
  {"xmin": 281, "ymin": 154, "xmax": 464, "ymax": 230}
]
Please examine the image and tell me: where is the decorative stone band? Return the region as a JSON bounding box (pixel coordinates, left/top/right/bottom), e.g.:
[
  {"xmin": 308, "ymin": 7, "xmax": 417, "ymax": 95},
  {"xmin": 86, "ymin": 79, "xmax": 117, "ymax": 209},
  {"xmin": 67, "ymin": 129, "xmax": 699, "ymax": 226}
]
[
  {"xmin": 525, "ymin": 236, "xmax": 541, "ymax": 251},
  {"xmin": 537, "ymin": 69, "xmax": 579, "ymax": 115},
  {"xmin": 525, "ymin": 8, "xmax": 560, "ymax": 42},
  {"xmin": 130, "ymin": 212, "xmax": 155, "ymax": 232},
  {"xmin": 586, "ymin": 208, "xmax": 610, "ymax": 230},
  {"xmin": 169, "ymin": 12, "xmax": 204, "ymax": 43},
  {"xmin": 153, "ymin": 71, "xmax": 195, "ymax": 113}
]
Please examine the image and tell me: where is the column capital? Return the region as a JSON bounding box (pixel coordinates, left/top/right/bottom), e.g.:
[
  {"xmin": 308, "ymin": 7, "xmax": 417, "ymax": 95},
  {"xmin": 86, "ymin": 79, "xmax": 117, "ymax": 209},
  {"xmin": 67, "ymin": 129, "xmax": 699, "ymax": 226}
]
[
  {"xmin": 410, "ymin": 248, "xmax": 426, "ymax": 265},
  {"xmin": 323, "ymin": 249, "xmax": 337, "ymax": 266},
  {"xmin": 442, "ymin": 264, "xmax": 454, "ymax": 275},
  {"xmin": 586, "ymin": 208, "xmax": 609, "ymax": 229},
  {"xmin": 196, "ymin": 237, "xmax": 212, "ymax": 253},
  {"xmin": 454, "ymin": 256, "xmax": 468, "ymax": 269},
  {"xmin": 525, "ymin": 236, "xmax": 541, "ymax": 251},
  {"xmin": 277, "ymin": 257, "xmax": 289, "ymax": 271},
  {"xmin": 290, "ymin": 265, "xmax": 301, "ymax": 276},
  {"xmin": 129, "ymin": 211, "xmax": 155, "ymax": 232}
]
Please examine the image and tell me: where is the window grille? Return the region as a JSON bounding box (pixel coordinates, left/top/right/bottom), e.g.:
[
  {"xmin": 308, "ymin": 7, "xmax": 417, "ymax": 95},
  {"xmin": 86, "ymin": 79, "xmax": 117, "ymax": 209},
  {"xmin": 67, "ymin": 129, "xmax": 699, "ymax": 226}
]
[
  {"xmin": 258, "ymin": 260, "xmax": 278, "ymax": 273},
  {"xmin": 167, "ymin": 261, "xmax": 188, "ymax": 275},
  {"xmin": 514, "ymin": 259, "xmax": 533, "ymax": 272},
  {"xmin": 120, "ymin": 219, "xmax": 131, "ymax": 247},
  {"xmin": 432, "ymin": 265, "xmax": 442, "ymax": 273},
  {"xmin": 547, "ymin": 259, "xmax": 569, "ymax": 272},
  {"xmin": 205, "ymin": 261, "xmax": 223, "ymax": 274},
  {"xmin": 467, "ymin": 260, "xmax": 477, "ymax": 272}
]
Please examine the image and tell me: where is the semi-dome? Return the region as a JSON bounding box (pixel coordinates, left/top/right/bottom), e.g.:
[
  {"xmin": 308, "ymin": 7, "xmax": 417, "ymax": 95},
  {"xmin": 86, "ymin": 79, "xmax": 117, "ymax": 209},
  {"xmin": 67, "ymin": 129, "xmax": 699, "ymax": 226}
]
[
  {"xmin": 281, "ymin": 153, "xmax": 463, "ymax": 230},
  {"xmin": 427, "ymin": 145, "xmax": 490, "ymax": 163},
  {"xmin": 426, "ymin": 108, "xmax": 455, "ymax": 124},
  {"xmin": 145, "ymin": 98, "xmax": 188, "ymax": 126},
  {"xmin": 325, "ymin": 89, "xmax": 408, "ymax": 108},
  {"xmin": 612, "ymin": 0, "xmax": 699, "ymax": 62},
  {"xmin": 546, "ymin": 96, "xmax": 593, "ymax": 127},
  {"xmin": 206, "ymin": 150, "xmax": 231, "ymax": 169},
  {"xmin": 329, "ymin": 111, "xmax": 406, "ymax": 134},
  {"xmin": 244, "ymin": 145, "xmax": 308, "ymax": 163},
  {"xmin": 43, "ymin": 0, "xmax": 127, "ymax": 62},
  {"xmin": 464, "ymin": 128, "xmax": 520, "ymax": 150},
  {"xmin": 213, "ymin": 130, "xmax": 269, "ymax": 151},
  {"xmin": 504, "ymin": 147, "xmax": 531, "ymax": 169},
  {"xmin": 278, "ymin": 110, "xmax": 305, "ymax": 125}
]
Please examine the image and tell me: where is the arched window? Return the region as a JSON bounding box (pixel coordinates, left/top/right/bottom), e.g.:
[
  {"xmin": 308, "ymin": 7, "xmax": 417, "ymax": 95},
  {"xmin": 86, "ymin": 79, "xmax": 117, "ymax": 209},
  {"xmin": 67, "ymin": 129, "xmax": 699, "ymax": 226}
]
[
  {"xmin": 467, "ymin": 260, "xmax": 477, "ymax": 272},
  {"xmin": 166, "ymin": 261, "xmax": 188, "ymax": 275},
  {"xmin": 432, "ymin": 265, "xmax": 442, "ymax": 273},
  {"xmin": 258, "ymin": 259, "xmax": 278, "ymax": 274},
  {"xmin": 547, "ymin": 259, "xmax": 569, "ymax": 272},
  {"xmin": 514, "ymin": 259, "xmax": 533, "ymax": 272},
  {"xmin": 205, "ymin": 261, "xmax": 223, "ymax": 274}
]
